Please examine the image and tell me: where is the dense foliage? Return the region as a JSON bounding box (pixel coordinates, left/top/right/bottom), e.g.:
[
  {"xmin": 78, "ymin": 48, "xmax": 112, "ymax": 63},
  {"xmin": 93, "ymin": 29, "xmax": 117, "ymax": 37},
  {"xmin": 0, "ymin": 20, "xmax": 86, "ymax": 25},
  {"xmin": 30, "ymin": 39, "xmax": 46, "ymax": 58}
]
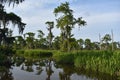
[{"xmin": 53, "ymin": 50, "xmax": 120, "ymax": 77}]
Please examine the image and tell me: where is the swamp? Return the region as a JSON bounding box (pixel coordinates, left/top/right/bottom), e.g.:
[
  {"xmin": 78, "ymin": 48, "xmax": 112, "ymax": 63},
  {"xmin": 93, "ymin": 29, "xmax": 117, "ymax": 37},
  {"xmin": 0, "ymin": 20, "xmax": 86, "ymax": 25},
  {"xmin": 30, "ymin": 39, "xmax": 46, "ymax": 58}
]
[{"xmin": 0, "ymin": 0, "xmax": 120, "ymax": 80}]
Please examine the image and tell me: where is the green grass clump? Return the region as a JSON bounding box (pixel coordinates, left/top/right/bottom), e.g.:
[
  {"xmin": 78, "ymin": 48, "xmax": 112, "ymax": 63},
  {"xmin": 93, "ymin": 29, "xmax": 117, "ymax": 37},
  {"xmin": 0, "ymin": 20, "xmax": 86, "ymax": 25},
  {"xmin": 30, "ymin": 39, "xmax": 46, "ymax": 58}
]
[
  {"xmin": 53, "ymin": 50, "xmax": 120, "ymax": 76},
  {"xmin": 16, "ymin": 49, "xmax": 53, "ymax": 58},
  {"xmin": 53, "ymin": 51, "xmax": 75, "ymax": 64},
  {"xmin": 16, "ymin": 50, "xmax": 24, "ymax": 56},
  {"xmin": 74, "ymin": 50, "xmax": 120, "ymax": 76}
]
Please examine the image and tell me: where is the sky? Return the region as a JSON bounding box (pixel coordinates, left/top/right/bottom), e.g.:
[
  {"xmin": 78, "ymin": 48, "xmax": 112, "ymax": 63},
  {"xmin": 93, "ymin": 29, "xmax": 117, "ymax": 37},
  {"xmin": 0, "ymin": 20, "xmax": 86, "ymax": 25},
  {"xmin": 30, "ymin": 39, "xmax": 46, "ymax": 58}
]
[{"xmin": 4, "ymin": 0, "xmax": 120, "ymax": 42}]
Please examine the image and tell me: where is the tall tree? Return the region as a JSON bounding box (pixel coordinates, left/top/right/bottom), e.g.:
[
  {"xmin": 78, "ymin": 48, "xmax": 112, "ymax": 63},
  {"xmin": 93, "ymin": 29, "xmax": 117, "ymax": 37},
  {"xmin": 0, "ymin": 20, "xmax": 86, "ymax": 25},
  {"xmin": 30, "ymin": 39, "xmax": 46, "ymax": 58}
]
[
  {"xmin": 53, "ymin": 36, "xmax": 60, "ymax": 50},
  {"xmin": 38, "ymin": 30, "xmax": 45, "ymax": 39},
  {"xmin": 54, "ymin": 2, "xmax": 86, "ymax": 51},
  {"xmin": 102, "ymin": 34, "xmax": 111, "ymax": 50},
  {"xmin": 14, "ymin": 36, "xmax": 25, "ymax": 49},
  {"xmin": 25, "ymin": 32, "xmax": 35, "ymax": 49},
  {"xmin": 37, "ymin": 30, "xmax": 47, "ymax": 49},
  {"xmin": 69, "ymin": 38, "xmax": 78, "ymax": 50},
  {"xmin": 77, "ymin": 38, "xmax": 84, "ymax": 50},
  {"xmin": 85, "ymin": 38, "xmax": 91, "ymax": 50},
  {"xmin": 91, "ymin": 42, "xmax": 100, "ymax": 50},
  {"xmin": 0, "ymin": 4, "xmax": 26, "ymax": 46},
  {"xmin": 45, "ymin": 21, "xmax": 54, "ymax": 49}
]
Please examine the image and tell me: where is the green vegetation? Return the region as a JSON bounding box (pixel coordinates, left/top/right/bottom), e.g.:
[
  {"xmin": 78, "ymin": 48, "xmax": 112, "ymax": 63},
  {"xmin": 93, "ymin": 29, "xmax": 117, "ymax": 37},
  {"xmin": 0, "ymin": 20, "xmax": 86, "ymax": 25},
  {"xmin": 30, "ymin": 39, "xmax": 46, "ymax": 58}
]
[
  {"xmin": 16, "ymin": 49, "xmax": 53, "ymax": 58},
  {"xmin": 53, "ymin": 50, "xmax": 120, "ymax": 76},
  {"xmin": 0, "ymin": 46, "xmax": 15, "ymax": 66},
  {"xmin": 54, "ymin": 2, "xmax": 86, "ymax": 51},
  {"xmin": 53, "ymin": 51, "xmax": 75, "ymax": 64}
]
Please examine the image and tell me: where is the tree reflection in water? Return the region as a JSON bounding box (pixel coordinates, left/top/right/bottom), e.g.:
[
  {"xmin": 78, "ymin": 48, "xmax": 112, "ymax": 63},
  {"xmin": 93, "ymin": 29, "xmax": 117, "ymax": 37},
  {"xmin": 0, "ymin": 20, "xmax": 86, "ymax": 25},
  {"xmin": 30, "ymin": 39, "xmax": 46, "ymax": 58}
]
[
  {"xmin": 45, "ymin": 59, "xmax": 54, "ymax": 80},
  {"xmin": 75, "ymin": 67, "xmax": 118, "ymax": 80},
  {"xmin": 35, "ymin": 59, "xmax": 44, "ymax": 75},
  {"xmin": 1, "ymin": 56, "xmax": 119, "ymax": 80},
  {"xmin": 25, "ymin": 59, "xmax": 34, "ymax": 72},
  {"xmin": 0, "ymin": 67, "xmax": 13, "ymax": 80},
  {"xmin": 59, "ymin": 65, "xmax": 74, "ymax": 80}
]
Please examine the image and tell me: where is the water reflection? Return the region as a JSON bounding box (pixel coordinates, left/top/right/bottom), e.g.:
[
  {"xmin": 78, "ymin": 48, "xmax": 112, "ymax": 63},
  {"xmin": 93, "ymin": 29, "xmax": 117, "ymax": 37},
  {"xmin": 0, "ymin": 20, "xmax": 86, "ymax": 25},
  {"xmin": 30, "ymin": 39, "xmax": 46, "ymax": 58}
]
[
  {"xmin": 75, "ymin": 67, "xmax": 118, "ymax": 80},
  {"xmin": 59, "ymin": 65, "xmax": 74, "ymax": 80},
  {"xmin": 0, "ymin": 57, "xmax": 119, "ymax": 80},
  {"xmin": 0, "ymin": 67, "xmax": 13, "ymax": 80},
  {"xmin": 45, "ymin": 59, "xmax": 54, "ymax": 80}
]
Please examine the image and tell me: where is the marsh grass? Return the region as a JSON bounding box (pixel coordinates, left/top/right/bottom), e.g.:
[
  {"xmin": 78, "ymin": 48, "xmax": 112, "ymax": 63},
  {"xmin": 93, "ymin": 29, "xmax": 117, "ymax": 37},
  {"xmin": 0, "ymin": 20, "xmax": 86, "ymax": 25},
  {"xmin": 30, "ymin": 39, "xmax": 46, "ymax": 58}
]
[
  {"xmin": 53, "ymin": 50, "xmax": 120, "ymax": 76},
  {"xmin": 74, "ymin": 50, "xmax": 120, "ymax": 76},
  {"xmin": 53, "ymin": 51, "xmax": 74, "ymax": 64},
  {"xmin": 16, "ymin": 49, "xmax": 53, "ymax": 58}
]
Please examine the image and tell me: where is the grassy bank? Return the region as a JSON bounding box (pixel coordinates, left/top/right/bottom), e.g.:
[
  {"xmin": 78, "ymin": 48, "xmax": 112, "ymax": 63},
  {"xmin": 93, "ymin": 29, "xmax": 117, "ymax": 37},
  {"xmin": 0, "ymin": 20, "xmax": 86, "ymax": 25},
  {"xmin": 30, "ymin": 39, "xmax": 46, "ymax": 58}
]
[
  {"xmin": 16, "ymin": 49, "xmax": 53, "ymax": 58},
  {"xmin": 53, "ymin": 50, "xmax": 120, "ymax": 76}
]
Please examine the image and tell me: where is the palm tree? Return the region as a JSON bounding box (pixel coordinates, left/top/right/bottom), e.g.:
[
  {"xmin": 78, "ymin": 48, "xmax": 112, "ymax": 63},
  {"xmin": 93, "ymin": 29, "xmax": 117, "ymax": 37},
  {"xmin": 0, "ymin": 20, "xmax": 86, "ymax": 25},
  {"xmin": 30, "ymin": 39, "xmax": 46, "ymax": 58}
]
[
  {"xmin": 91, "ymin": 42, "xmax": 100, "ymax": 50},
  {"xmin": 85, "ymin": 38, "xmax": 91, "ymax": 50},
  {"xmin": 69, "ymin": 38, "xmax": 78, "ymax": 50},
  {"xmin": 54, "ymin": 2, "xmax": 86, "ymax": 51},
  {"xmin": 53, "ymin": 36, "xmax": 60, "ymax": 50},
  {"xmin": 37, "ymin": 30, "xmax": 46, "ymax": 49},
  {"xmin": 45, "ymin": 21, "xmax": 54, "ymax": 49},
  {"xmin": 14, "ymin": 36, "xmax": 25, "ymax": 49},
  {"xmin": 25, "ymin": 32, "xmax": 35, "ymax": 49},
  {"xmin": 38, "ymin": 30, "xmax": 45, "ymax": 39},
  {"xmin": 102, "ymin": 34, "xmax": 111, "ymax": 44},
  {"xmin": 77, "ymin": 38, "xmax": 84, "ymax": 50},
  {"xmin": 102, "ymin": 34, "xmax": 111, "ymax": 50}
]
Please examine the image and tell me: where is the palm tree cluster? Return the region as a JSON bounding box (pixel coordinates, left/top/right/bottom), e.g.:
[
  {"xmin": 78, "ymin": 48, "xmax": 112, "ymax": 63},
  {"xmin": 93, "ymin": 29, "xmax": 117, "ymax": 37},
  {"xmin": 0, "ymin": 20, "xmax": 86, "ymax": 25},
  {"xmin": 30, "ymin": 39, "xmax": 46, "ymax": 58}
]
[{"xmin": 11, "ymin": 31, "xmax": 120, "ymax": 51}]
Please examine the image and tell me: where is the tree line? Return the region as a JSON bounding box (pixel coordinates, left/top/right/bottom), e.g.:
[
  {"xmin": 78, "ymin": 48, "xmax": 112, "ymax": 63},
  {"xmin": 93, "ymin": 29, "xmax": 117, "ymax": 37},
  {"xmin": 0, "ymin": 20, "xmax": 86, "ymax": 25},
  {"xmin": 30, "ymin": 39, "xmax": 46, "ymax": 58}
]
[
  {"xmin": 10, "ymin": 31, "xmax": 120, "ymax": 51},
  {"xmin": 0, "ymin": 1, "xmax": 120, "ymax": 51}
]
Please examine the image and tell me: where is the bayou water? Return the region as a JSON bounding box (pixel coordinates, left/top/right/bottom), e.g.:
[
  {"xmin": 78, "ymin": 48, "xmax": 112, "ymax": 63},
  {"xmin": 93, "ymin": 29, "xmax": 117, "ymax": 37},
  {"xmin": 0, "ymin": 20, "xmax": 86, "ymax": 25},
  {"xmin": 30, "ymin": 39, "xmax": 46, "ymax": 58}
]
[{"xmin": 0, "ymin": 57, "xmax": 117, "ymax": 80}]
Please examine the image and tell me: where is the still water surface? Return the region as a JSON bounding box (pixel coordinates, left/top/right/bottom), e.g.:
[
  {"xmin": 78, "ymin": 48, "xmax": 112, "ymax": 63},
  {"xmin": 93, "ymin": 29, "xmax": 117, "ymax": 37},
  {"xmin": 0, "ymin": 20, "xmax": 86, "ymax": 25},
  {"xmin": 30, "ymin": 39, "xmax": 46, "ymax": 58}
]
[{"xmin": 0, "ymin": 57, "xmax": 117, "ymax": 80}]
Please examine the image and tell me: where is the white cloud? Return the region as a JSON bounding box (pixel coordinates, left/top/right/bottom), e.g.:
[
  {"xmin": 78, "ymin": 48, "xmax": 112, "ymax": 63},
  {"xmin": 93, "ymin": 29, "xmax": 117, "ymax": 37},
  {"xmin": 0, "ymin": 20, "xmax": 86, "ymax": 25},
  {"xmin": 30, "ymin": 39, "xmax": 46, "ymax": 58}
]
[
  {"xmin": 86, "ymin": 12, "xmax": 120, "ymax": 26},
  {"xmin": 72, "ymin": 12, "xmax": 120, "ymax": 41}
]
